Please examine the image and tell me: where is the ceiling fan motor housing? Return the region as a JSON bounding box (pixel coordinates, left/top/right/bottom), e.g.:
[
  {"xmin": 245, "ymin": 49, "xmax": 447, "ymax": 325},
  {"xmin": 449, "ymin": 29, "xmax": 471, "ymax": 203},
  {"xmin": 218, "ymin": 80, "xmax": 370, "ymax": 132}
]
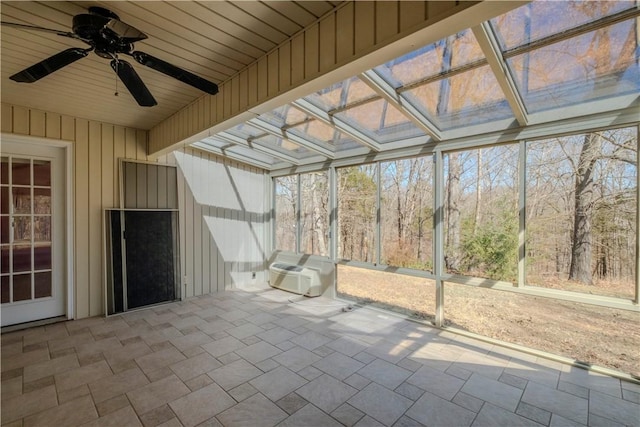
[{"xmin": 72, "ymin": 14, "xmax": 133, "ymax": 58}]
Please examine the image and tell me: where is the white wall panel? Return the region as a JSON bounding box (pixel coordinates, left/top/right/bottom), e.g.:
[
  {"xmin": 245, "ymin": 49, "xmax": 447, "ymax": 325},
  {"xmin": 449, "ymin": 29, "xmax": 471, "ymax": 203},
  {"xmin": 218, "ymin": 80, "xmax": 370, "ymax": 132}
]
[{"xmin": 173, "ymin": 148, "xmax": 269, "ymax": 293}]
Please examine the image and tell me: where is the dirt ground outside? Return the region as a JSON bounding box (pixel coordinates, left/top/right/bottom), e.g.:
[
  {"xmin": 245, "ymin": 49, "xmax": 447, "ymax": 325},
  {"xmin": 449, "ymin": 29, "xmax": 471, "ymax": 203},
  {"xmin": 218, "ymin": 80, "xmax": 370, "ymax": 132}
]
[{"xmin": 337, "ymin": 265, "xmax": 640, "ymax": 378}]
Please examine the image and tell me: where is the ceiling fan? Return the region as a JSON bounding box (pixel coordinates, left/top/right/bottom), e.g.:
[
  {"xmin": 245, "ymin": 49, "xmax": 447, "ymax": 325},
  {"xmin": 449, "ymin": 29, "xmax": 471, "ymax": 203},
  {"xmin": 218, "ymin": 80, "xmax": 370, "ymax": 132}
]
[{"xmin": 1, "ymin": 6, "xmax": 219, "ymax": 107}]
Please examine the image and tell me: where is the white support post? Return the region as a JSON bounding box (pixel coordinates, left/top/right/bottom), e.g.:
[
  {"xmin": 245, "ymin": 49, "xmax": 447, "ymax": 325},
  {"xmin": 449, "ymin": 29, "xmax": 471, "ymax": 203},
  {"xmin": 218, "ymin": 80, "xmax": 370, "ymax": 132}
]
[
  {"xmin": 518, "ymin": 140, "xmax": 526, "ymax": 288},
  {"xmin": 636, "ymin": 124, "xmax": 640, "ymax": 305},
  {"xmin": 434, "ymin": 151, "xmax": 445, "ymax": 327},
  {"xmin": 296, "ymin": 174, "xmax": 301, "ymax": 254},
  {"xmin": 329, "ymin": 167, "xmax": 338, "ymax": 262},
  {"xmin": 376, "ymin": 162, "xmax": 382, "ymax": 265}
]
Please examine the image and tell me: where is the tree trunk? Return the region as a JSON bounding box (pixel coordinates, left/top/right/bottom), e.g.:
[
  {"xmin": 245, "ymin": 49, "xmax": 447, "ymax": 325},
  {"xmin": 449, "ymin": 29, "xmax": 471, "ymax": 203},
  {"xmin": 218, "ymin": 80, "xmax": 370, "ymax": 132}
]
[
  {"xmin": 310, "ymin": 176, "xmax": 327, "ymax": 256},
  {"xmin": 569, "ymin": 133, "xmax": 601, "ymax": 285},
  {"xmin": 473, "ymin": 149, "xmax": 483, "ymax": 235},
  {"xmin": 446, "ymin": 152, "xmax": 461, "ymax": 271}
]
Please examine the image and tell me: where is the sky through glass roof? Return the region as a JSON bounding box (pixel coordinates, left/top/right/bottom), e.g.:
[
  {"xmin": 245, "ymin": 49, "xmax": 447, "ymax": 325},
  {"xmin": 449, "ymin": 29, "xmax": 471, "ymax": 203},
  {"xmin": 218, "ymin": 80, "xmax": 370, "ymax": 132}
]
[{"xmin": 194, "ymin": 0, "xmax": 639, "ymax": 170}]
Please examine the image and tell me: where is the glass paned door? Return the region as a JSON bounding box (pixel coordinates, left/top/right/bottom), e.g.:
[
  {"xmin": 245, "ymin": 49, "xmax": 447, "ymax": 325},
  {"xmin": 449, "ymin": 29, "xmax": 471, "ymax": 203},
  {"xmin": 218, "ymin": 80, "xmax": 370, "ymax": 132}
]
[
  {"xmin": 1, "ymin": 157, "xmax": 53, "ymax": 304},
  {"xmin": 1, "ymin": 142, "xmax": 65, "ymax": 327}
]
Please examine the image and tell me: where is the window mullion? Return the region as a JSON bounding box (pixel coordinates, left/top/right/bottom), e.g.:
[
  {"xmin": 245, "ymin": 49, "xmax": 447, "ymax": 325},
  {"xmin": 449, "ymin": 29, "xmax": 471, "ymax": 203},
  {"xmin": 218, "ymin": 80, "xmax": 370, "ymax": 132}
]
[
  {"xmin": 518, "ymin": 140, "xmax": 526, "ymax": 288},
  {"xmin": 433, "ymin": 151, "xmax": 445, "ymax": 327}
]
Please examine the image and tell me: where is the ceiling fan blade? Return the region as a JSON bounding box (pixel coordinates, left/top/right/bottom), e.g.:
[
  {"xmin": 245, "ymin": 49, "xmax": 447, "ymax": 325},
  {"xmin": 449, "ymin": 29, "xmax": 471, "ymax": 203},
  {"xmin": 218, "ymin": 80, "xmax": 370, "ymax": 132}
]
[
  {"xmin": 110, "ymin": 59, "xmax": 157, "ymax": 107},
  {"xmin": 131, "ymin": 51, "xmax": 218, "ymax": 95},
  {"xmin": 10, "ymin": 47, "xmax": 89, "ymax": 83},
  {"xmin": 1, "ymin": 21, "xmax": 81, "ymax": 41}
]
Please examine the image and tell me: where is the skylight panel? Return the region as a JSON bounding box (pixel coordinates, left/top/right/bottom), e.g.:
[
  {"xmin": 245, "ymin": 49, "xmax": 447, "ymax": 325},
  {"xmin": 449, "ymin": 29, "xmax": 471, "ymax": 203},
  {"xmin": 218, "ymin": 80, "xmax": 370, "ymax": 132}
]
[
  {"xmin": 490, "ymin": 0, "xmax": 636, "ymax": 51},
  {"xmin": 401, "ymin": 64, "xmax": 513, "ymax": 130},
  {"xmin": 286, "ymin": 118, "xmax": 361, "ymax": 151},
  {"xmin": 225, "ymin": 123, "xmax": 266, "ymax": 140},
  {"xmin": 260, "ymin": 105, "xmax": 311, "ymax": 127},
  {"xmin": 333, "ymin": 98, "xmax": 427, "ymax": 143},
  {"xmin": 504, "ymin": 19, "xmax": 639, "ymax": 114},
  {"xmin": 374, "ymin": 29, "xmax": 486, "ymax": 89},
  {"xmin": 252, "ymin": 134, "xmax": 315, "ymax": 159},
  {"xmin": 305, "ymin": 76, "xmax": 378, "ymax": 111},
  {"xmin": 196, "ymin": 138, "xmax": 282, "ymax": 167}
]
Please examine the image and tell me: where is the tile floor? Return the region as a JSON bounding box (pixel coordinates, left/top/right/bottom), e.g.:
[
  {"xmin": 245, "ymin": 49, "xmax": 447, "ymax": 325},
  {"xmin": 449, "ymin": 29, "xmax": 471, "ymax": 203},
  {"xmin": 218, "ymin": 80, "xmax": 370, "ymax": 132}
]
[{"xmin": 2, "ymin": 287, "xmax": 639, "ymax": 427}]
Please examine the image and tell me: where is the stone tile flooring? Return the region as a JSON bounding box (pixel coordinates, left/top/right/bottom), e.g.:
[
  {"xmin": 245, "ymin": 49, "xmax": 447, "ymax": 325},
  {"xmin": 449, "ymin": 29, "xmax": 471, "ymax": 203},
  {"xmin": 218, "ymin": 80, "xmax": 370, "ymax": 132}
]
[{"xmin": 2, "ymin": 287, "xmax": 639, "ymax": 427}]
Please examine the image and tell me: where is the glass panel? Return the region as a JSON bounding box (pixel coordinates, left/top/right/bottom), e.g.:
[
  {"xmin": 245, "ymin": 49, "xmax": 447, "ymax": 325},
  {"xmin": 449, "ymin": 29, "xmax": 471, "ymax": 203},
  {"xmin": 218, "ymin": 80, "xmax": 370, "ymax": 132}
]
[
  {"xmin": 33, "ymin": 160, "xmax": 51, "ymax": 186},
  {"xmin": 1, "ymin": 246, "xmax": 8, "ymax": 273},
  {"xmin": 305, "ymin": 76, "xmax": 378, "ymax": 111},
  {"xmin": 12, "ymin": 159, "xmax": 30, "ymax": 186},
  {"xmin": 334, "ymin": 98, "xmax": 426, "ymax": 143},
  {"xmin": 337, "ymin": 265, "xmax": 435, "ymax": 322},
  {"xmin": 507, "ymin": 20, "xmax": 639, "ymax": 114},
  {"xmin": 444, "ymin": 145, "xmax": 519, "ymax": 282},
  {"xmin": 34, "ymin": 271, "xmax": 52, "ymax": 298},
  {"xmin": 374, "ymin": 30, "xmax": 485, "ymax": 88},
  {"xmin": 300, "ymin": 172, "xmax": 329, "ymax": 256},
  {"xmin": 1, "ymin": 276, "xmax": 9, "ymax": 303},
  {"xmin": 1, "ymin": 187, "xmax": 8, "ymax": 214},
  {"xmin": 34, "ymin": 217, "xmax": 51, "ymax": 242},
  {"xmin": 380, "ymin": 157, "xmax": 434, "ymax": 271},
  {"xmin": 444, "ymin": 281, "xmax": 639, "ymax": 377},
  {"xmin": 12, "ymin": 273, "xmax": 31, "ymax": 301},
  {"xmin": 403, "ymin": 64, "xmax": 513, "ymax": 130},
  {"xmin": 291, "ymin": 119, "xmax": 334, "ymax": 142},
  {"xmin": 288, "ymin": 122, "xmax": 362, "ymax": 151},
  {"xmin": 12, "ymin": 187, "xmax": 31, "ymax": 214},
  {"xmin": 260, "ymin": 105, "xmax": 311, "ymax": 127},
  {"xmin": 253, "ymin": 135, "xmax": 315, "ymax": 159},
  {"xmin": 275, "ymin": 176, "xmax": 297, "ymax": 252},
  {"xmin": 13, "ymin": 245, "xmax": 31, "ymax": 272},
  {"xmin": 338, "ymin": 165, "xmax": 377, "ymax": 262},
  {"xmin": 226, "ymin": 123, "xmax": 266, "ymax": 140},
  {"xmin": 490, "ymin": 1, "xmax": 636, "ymax": 51},
  {"xmin": 1, "ymin": 217, "xmax": 8, "ymax": 244},
  {"xmin": 526, "ymin": 127, "xmax": 637, "ymax": 299},
  {"xmin": 0, "ymin": 157, "xmax": 8, "ymax": 185},
  {"xmin": 34, "ymin": 245, "xmax": 51, "ymax": 270},
  {"xmin": 13, "ymin": 216, "xmax": 31, "ymax": 243},
  {"xmin": 34, "ymin": 188, "xmax": 51, "ymax": 214}
]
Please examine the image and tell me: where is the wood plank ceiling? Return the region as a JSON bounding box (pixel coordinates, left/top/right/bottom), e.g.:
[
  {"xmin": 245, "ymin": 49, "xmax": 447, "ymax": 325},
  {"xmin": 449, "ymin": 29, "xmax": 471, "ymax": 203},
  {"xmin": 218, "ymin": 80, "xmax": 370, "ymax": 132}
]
[{"xmin": 1, "ymin": 1, "xmax": 342, "ymax": 130}]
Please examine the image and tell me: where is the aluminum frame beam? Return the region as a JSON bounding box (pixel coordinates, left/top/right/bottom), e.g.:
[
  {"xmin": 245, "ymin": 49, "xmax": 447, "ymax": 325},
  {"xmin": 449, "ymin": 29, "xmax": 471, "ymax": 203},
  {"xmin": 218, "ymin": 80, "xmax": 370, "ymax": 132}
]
[{"xmin": 359, "ymin": 70, "xmax": 443, "ymax": 140}]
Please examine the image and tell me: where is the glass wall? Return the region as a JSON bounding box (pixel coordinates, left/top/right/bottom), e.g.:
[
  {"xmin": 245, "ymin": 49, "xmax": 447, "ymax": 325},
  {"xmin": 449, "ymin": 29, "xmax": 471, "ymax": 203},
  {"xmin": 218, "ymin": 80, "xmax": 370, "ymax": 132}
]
[
  {"xmin": 300, "ymin": 172, "xmax": 329, "ymax": 256},
  {"xmin": 337, "ymin": 165, "xmax": 377, "ymax": 262},
  {"xmin": 380, "ymin": 157, "xmax": 434, "ymax": 271},
  {"xmin": 444, "ymin": 145, "xmax": 519, "ymax": 282},
  {"xmin": 337, "ymin": 264, "xmax": 436, "ymax": 322},
  {"xmin": 274, "ymin": 172, "xmax": 330, "ymax": 256},
  {"xmin": 444, "ymin": 281, "xmax": 639, "ymax": 377},
  {"xmin": 274, "ymin": 176, "xmax": 296, "ymax": 252},
  {"xmin": 526, "ymin": 127, "xmax": 637, "ymax": 299}
]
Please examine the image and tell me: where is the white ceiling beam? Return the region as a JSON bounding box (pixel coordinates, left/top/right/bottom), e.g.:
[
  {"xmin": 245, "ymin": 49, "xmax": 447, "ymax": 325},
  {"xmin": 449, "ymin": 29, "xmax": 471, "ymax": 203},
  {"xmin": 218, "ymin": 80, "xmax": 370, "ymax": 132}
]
[
  {"xmin": 248, "ymin": 118, "xmax": 336, "ymax": 159},
  {"xmin": 359, "ymin": 71, "xmax": 443, "ymax": 141},
  {"xmin": 217, "ymin": 131, "xmax": 301, "ymax": 165},
  {"xmin": 292, "ymin": 99, "xmax": 382, "ymax": 152},
  {"xmin": 191, "ymin": 141, "xmax": 275, "ymax": 170},
  {"xmin": 472, "ymin": 22, "xmax": 529, "ymax": 126}
]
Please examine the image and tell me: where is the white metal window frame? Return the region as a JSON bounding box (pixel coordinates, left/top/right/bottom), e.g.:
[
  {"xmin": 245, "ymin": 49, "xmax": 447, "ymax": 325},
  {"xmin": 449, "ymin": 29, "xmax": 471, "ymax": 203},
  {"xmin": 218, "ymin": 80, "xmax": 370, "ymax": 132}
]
[{"xmin": 269, "ymin": 118, "xmax": 640, "ymax": 317}]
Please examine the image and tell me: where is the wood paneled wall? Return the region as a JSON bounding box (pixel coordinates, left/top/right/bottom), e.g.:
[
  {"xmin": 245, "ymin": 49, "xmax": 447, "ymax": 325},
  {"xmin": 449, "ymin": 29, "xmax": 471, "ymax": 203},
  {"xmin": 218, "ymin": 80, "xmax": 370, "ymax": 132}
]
[
  {"xmin": 122, "ymin": 162, "xmax": 179, "ymax": 209},
  {"xmin": 1, "ymin": 103, "xmax": 270, "ymax": 318},
  {"xmin": 2, "ymin": 102, "xmax": 147, "ymax": 318},
  {"xmin": 172, "ymin": 148, "xmax": 268, "ymax": 297}
]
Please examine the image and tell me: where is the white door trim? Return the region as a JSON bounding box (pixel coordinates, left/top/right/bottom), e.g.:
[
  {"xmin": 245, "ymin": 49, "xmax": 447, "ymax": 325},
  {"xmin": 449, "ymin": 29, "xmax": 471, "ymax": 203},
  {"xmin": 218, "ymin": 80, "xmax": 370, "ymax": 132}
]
[{"xmin": 1, "ymin": 133, "xmax": 75, "ymax": 320}]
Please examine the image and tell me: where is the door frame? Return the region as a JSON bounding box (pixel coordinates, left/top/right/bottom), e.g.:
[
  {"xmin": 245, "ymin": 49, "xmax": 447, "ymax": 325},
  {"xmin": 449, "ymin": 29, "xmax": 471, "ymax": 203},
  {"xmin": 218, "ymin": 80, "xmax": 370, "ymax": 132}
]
[{"xmin": 1, "ymin": 133, "xmax": 75, "ymax": 321}]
